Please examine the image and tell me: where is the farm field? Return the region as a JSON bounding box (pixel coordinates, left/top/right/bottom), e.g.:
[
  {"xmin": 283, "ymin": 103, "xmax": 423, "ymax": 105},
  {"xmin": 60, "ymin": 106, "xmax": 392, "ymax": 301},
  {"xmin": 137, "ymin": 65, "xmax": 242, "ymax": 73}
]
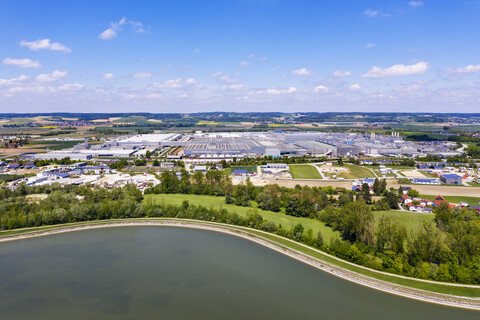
[
  {"xmin": 289, "ymin": 164, "xmax": 321, "ymax": 179},
  {"xmin": 336, "ymin": 164, "xmax": 375, "ymax": 179},
  {"xmin": 372, "ymin": 210, "xmax": 435, "ymax": 230},
  {"xmin": 144, "ymin": 193, "xmax": 339, "ymax": 241}
]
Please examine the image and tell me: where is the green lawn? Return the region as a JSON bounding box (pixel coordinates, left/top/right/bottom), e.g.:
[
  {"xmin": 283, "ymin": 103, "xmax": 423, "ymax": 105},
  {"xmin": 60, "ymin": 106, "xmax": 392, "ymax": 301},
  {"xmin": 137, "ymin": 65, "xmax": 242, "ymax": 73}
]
[
  {"xmin": 28, "ymin": 140, "xmax": 82, "ymax": 150},
  {"xmin": 373, "ymin": 210, "xmax": 435, "ymax": 230},
  {"xmin": 336, "ymin": 164, "xmax": 375, "ymax": 179},
  {"xmin": 419, "ymin": 194, "xmax": 480, "ymax": 206},
  {"xmin": 289, "ymin": 164, "xmax": 321, "ymax": 179},
  {"xmin": 144, "ymin": 193, "xmax": 338, "ymax": 240}
]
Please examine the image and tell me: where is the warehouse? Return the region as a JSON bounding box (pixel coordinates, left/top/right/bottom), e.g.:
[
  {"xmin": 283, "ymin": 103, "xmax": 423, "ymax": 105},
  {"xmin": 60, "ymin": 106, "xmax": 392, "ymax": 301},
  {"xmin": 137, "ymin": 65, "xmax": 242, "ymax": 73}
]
[{"xmin": 440, "ymin": 174, "xmax": 463, "ymax": 185}]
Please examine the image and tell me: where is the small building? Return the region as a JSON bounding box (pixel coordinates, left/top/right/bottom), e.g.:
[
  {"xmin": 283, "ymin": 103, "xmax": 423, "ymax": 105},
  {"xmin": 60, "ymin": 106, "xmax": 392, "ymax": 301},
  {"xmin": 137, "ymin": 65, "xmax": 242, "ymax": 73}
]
[
  {"xmin": 440, "ymin": 174, "xmax": 462, "ymax": 185},
  {"xmin": 434, "ymin": 195, "xmax": 447, "ymax": 206},
  {"xmin": 7, "ymin": 163, "xmax": 20, "ymax": 169},
  {"xmin": 423, "ymin": 207, "xmax": 433, "ymax": 214},
  {"xmin": 192, "ymin": 165, "xmax": 207, "ymax": 173},
  {"xmin": 161, "ymin": 162, "xmax": 175, "ymax": 169},
  {"xmin": 232, "ymin": 169, "xmax": 248, "ymax": 176},
  {"xmin": 265, "ymin": 163, "xmax": 288, "ymax": 170}
]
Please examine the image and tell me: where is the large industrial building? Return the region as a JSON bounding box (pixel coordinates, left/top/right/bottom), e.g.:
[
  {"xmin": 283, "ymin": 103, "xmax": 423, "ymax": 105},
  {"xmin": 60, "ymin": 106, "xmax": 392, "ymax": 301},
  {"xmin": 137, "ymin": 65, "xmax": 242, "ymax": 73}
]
[{"xmin": 24, "ymin": 131, "xmax": 460, "ymax": 162}]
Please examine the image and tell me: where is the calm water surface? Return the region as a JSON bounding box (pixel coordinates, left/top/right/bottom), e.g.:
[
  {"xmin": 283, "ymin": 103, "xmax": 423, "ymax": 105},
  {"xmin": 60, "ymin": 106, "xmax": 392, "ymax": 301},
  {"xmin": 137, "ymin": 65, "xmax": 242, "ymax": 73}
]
[{"xmin": 0, "ymin": 226, "xmax": 478, "ymax": 319}]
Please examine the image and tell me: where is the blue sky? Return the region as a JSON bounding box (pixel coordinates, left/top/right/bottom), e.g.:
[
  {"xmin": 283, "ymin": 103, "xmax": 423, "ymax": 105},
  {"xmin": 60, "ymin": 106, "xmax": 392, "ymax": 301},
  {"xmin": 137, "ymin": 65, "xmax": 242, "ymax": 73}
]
[{"xmin": 1, "ymin": 0, "xmax": 480, "ymax": 113}]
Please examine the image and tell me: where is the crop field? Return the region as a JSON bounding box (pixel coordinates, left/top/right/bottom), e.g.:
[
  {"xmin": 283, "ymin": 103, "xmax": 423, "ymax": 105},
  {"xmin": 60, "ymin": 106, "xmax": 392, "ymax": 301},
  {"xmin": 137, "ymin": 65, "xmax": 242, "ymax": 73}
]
[
  {"xmin": 289, "ymin": 165, "xmax": 321, "ymax": 179},
  {"xmin": 336, "ymin": 164, "xmax": 375, "ymax": 179},
  {"xmin": 372, "ymin": 210, "xmax": 435, "ymax": 230},
  {"xmin": 144, "ymin": 193, "xmax": 339, "ymax": 240}
]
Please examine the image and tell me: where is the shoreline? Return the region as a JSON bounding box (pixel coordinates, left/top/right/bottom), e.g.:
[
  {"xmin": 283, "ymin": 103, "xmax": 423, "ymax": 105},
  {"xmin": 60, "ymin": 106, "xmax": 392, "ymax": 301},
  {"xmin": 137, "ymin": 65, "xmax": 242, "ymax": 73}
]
[{"xmin": 1, "ymin": 220, "xmax": 479, "ymax": 311}]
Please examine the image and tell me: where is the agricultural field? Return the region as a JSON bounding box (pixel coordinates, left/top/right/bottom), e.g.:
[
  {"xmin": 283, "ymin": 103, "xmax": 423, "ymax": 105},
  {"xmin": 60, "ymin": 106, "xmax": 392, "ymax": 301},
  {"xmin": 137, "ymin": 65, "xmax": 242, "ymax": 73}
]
[
  {"xmin": 336, "ymin": 164, "xmax": 375, "ymax": 179},
  {"xmin": 289, "ymin": 164, "xmax": 321, "ymax": 179},
  {"xmin": 372, "ymin": 210, "xmax": 435, "ymax": 230},
  {"xmin": 144, "ymin": 193, "xmax": 339, "ymax": 241}
]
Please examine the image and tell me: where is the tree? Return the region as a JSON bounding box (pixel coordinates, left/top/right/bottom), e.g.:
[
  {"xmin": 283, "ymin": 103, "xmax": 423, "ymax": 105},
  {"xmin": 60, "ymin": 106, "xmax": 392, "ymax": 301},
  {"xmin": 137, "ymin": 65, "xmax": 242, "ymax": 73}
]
[
  {"xmin": 407, "ymin": 189, "xmax": 419, "ymax": 198},
  {"xmin": 361, "ymin": 183, "xmax": 372, "ymax": 203},
  {"xmin": 385, "ymin": 191, "xmax": 399, "ymax": 209},
  {"xmin": 285, "ymin": 196, "xmax": 303, "ymax": 217},
  {"xmin": 337, "ymin": 157, "xmax": 344, "ymax": 166},
  {"xmin": 340, "ymin": 201, "xmax": 375, "ymax": 245}
]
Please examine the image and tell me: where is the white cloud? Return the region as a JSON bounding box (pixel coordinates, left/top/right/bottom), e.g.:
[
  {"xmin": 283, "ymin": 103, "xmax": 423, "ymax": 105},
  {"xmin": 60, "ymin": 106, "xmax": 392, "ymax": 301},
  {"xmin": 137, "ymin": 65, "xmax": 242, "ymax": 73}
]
[
  {"xmin": 448, "ymin": 65, "xmax": 480, "ymax": 74},
  {"xmin": 314, "ymin": 85, "xmax": 329, "ymax": 93},
  {"xmin": 99, "ymin": 17, "xmax": 148, "ymax": 40},
  {"xmin": 253, "ymin": 87, "xmax": 297, "ymax": 95},
  {"xmin": 3, "ymin": 58, "xmax": 40, "ymax": 68},
  {"xmin": 248, "ymin": 54, "xmax": 255, "ymax": 59},
  {"xmin": 409, "ymin": 1, "xmax": 424, "ymax": 7},
  {"xmin": 292, "ymin": 67, "xmax": 312, "ymax": 76},
  {"xmin": 0, "ymin": 75, "xmax": 29, "ymax": 86},
  {"xmin": 260, "ymin": 57, "xmax": 268, "ymax": 61},
  {"xmin": 222, "ymin": 84, "xmax": 246, "ymax": 90},
  {"xmin": 20, "ymin": 39, "xmax": 71, "ymax": 53},
  {"xmin": 363, "ymin": 9, "xmax": 379, "ymax": 17},
  {"xmin": 240, "ymin": 61, "xmax": 249, "ymax": 67},
  {"xmin": 58, "ymin": 83, "xmax": 84, "ymax": 91},
  {"xmin": 211, "ymin": 72, "xmax": 238, "ymax": 83},
  {"xmin": 365, "ymin": 43, "xmax": 376, "ymax": 49},
  {"xmin": 132, "ymin": 72, "xmax": 153, "ymax": 79},
  {"xmin": 333, "ymin": 70, "xmax": 352, "ymax": 77},
  {"xmin": 149, "ymin": 78, "xmax": 197, "ymax": 89},
  {"xmin": 185, "ymin": 78, "xmax": 197, "ymax": 85},
  {"xmin": 361, "ymin": 61, "xmax": 428, "ymax": 78},
  {"xmin": 349, "ymin": 84, "xmax": 362, "ymax": 91},
  {"xmin": 36, "ymin": 70, "xmax": 68, "ymax": 82},
  {"xmin": 102, "ymin": 73, "xmax": 114, "ymax": 79},
  {"xmin": 271, "ymin": 66, "xmax": 282, "ymax": 71},
  {"xmin": 193, "ymin": 48, "xmax": 201, "ymax": 53}
]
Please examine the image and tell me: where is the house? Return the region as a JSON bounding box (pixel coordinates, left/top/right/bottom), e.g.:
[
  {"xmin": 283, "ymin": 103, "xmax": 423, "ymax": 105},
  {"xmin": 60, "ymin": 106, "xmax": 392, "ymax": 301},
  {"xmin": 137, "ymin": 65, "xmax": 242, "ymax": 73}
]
[
  {"xmin": 469, "ymin": 206, "xmax": 480, "ymax": 214},
  {"xmin": 423, "ymin": 199, "xmax": 433, "ymax": 206},
  {"xmin": 434, "ymin": 195, "xmax": 447, "ymax": 206},
  {"xmin": 192, "ymin": 165, "xmax": 207, "ymax": 173},
  {"xmin": 402, "ymin": 194, "xmax": 412, "ymax": 204},
  {"xmin": 440, "ymin": 173, "xmax": 462, "ymax": 185},
  {"xmin": 417, "ymin": 164, "xmax": 429, "ymax": 170},
  {"xmin": 459, "ymin": 202, "xmax": 469, "ymax": 207},
  {"xmin": 423, "ymin": 207, "xmax": 433, "ymax": 214},
  {"xmin": 406, "ymin": 203, "xmax": 416, "ymax": 211}
]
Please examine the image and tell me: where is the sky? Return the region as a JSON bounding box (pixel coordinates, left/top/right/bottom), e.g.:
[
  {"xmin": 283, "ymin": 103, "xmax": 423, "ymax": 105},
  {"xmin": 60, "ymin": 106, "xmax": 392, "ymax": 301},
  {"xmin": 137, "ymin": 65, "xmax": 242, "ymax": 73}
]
[{"xmin": 1, "ymin": 0, "xmax": 480, "ymax": 113}]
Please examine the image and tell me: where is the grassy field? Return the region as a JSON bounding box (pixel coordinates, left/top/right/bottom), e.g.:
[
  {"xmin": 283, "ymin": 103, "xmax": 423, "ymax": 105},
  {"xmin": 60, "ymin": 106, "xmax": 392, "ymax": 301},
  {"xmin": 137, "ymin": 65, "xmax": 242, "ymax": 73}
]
[
  {"xmin": 28, "ymin": 140, "xmax": 82, "ymax": 150},
  {"xmin": 144, "ymin": 193, "xmax": 339, "ymax": 240},
  {"xmin": 289, "ymin": 164, "xmax": 321, "ymax": 179},
  {"xmin": 372, "ymin": 210, "xmax": 435, "ymax": 230},
  {"xmin": 337, "ymin": 164, "xmax": 375, "ymax": 179},
  {"xmin": 419, "ymin": 194, "xmax": 480, "ymax": 205}
]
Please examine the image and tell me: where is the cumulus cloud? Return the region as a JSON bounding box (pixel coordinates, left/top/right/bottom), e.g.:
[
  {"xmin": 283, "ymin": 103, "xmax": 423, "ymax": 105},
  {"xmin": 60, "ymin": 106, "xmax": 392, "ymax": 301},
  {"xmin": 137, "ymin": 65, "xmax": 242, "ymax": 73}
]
[
  {"xmin": 132, "ymin": 72, "xmax": 153, "ymax": 79},
  {"xmin": 102, "ymin": 73, "xmax": 114, "ymax": 79},
  {"xmin": 333, "ymin": 70, "xmax": 352, "ymax": 77},
  {"xmin": 361, "ymin": 61, "xmax": 428, "ymax": 78},
  {"xmin": 365, "ymin": 43, "xmax": 376, "ymax": 49},
  {"xmin": 149, "ymin": 78, "xmax": 197, "ymax": 89},
  {"xmin": 3, "ymin": 58, "xmax": 40, "ymax": 68},
  {"xmin": 211, "ymin": 72, "xmax": 238, "ymax": 83},
  {"xmin": 99, "ymin": 17, "xmax": 148, "ymax": 40},
  {"xmin": 409, "ymin": 1, "xmax": 424, "ymax": 7},
  {"xmin": 58, "ymin": 83, "xmax": 84, "ymax": 91},
  {"xmin": 240, "ymin": 61, "xmax": 249, "ymax": 67},
  {"xmin": 349, "ymin": 84, "xmax": 362, "ymax": 90},
  {"xmin": 363, "ymin": 9, "xmax": 379, "ymax": 17},
  {"xmin": 253, "ymin": 87, "xmax": 297, "ymax": 95},
  {"xmin": 0, "ymin": 75, "xmax": 29, "ymax": 86},
  {"xmin": 314, "ymin": 85, "xmax": 329, "ymax": 93},
  {"xmin": 448, "ymin": 65, "xmax": 480, "ymax": 74},
  {"xmin": 193, "ymin": 48, "xmax": 201, "ymax": 53},
  {"xmin": 271, "ymin": 66, "xmax": 282, "ymax": 71},
  {"xmin": 222, "ymin": 84, "xmax": 246, "ymax": 90},
  {"xmin": 36, "ymin": 70, "xmax": 68, "ymax": 82},
  {"xmin": 292, "ymin": 67, "xmax": 312, "ymax": 76},
  {"xmin": 20, "ymin": 39, "xmax": 71, "ymax": 53}
]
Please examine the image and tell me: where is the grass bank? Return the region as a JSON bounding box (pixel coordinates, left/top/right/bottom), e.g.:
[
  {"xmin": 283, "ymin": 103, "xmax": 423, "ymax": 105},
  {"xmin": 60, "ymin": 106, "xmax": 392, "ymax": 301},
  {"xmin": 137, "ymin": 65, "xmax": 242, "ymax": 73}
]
[{"xmin": 289, "ymin": 164, "xmax": 321, "ymax": 179}]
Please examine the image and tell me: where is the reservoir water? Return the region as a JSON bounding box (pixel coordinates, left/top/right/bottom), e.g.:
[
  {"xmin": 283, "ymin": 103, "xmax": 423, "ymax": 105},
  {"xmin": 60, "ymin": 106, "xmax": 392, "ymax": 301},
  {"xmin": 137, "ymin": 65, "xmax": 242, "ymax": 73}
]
[{"xmin": 0, "ymin": 226, "xmax": 478, "ymax": 319}]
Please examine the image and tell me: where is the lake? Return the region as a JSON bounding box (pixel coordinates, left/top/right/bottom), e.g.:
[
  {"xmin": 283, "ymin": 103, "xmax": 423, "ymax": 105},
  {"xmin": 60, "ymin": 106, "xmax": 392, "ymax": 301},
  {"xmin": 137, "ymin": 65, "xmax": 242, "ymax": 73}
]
[{"xmin": 0, "ymin": 226, "xmax": 478, "ymax": 319}]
